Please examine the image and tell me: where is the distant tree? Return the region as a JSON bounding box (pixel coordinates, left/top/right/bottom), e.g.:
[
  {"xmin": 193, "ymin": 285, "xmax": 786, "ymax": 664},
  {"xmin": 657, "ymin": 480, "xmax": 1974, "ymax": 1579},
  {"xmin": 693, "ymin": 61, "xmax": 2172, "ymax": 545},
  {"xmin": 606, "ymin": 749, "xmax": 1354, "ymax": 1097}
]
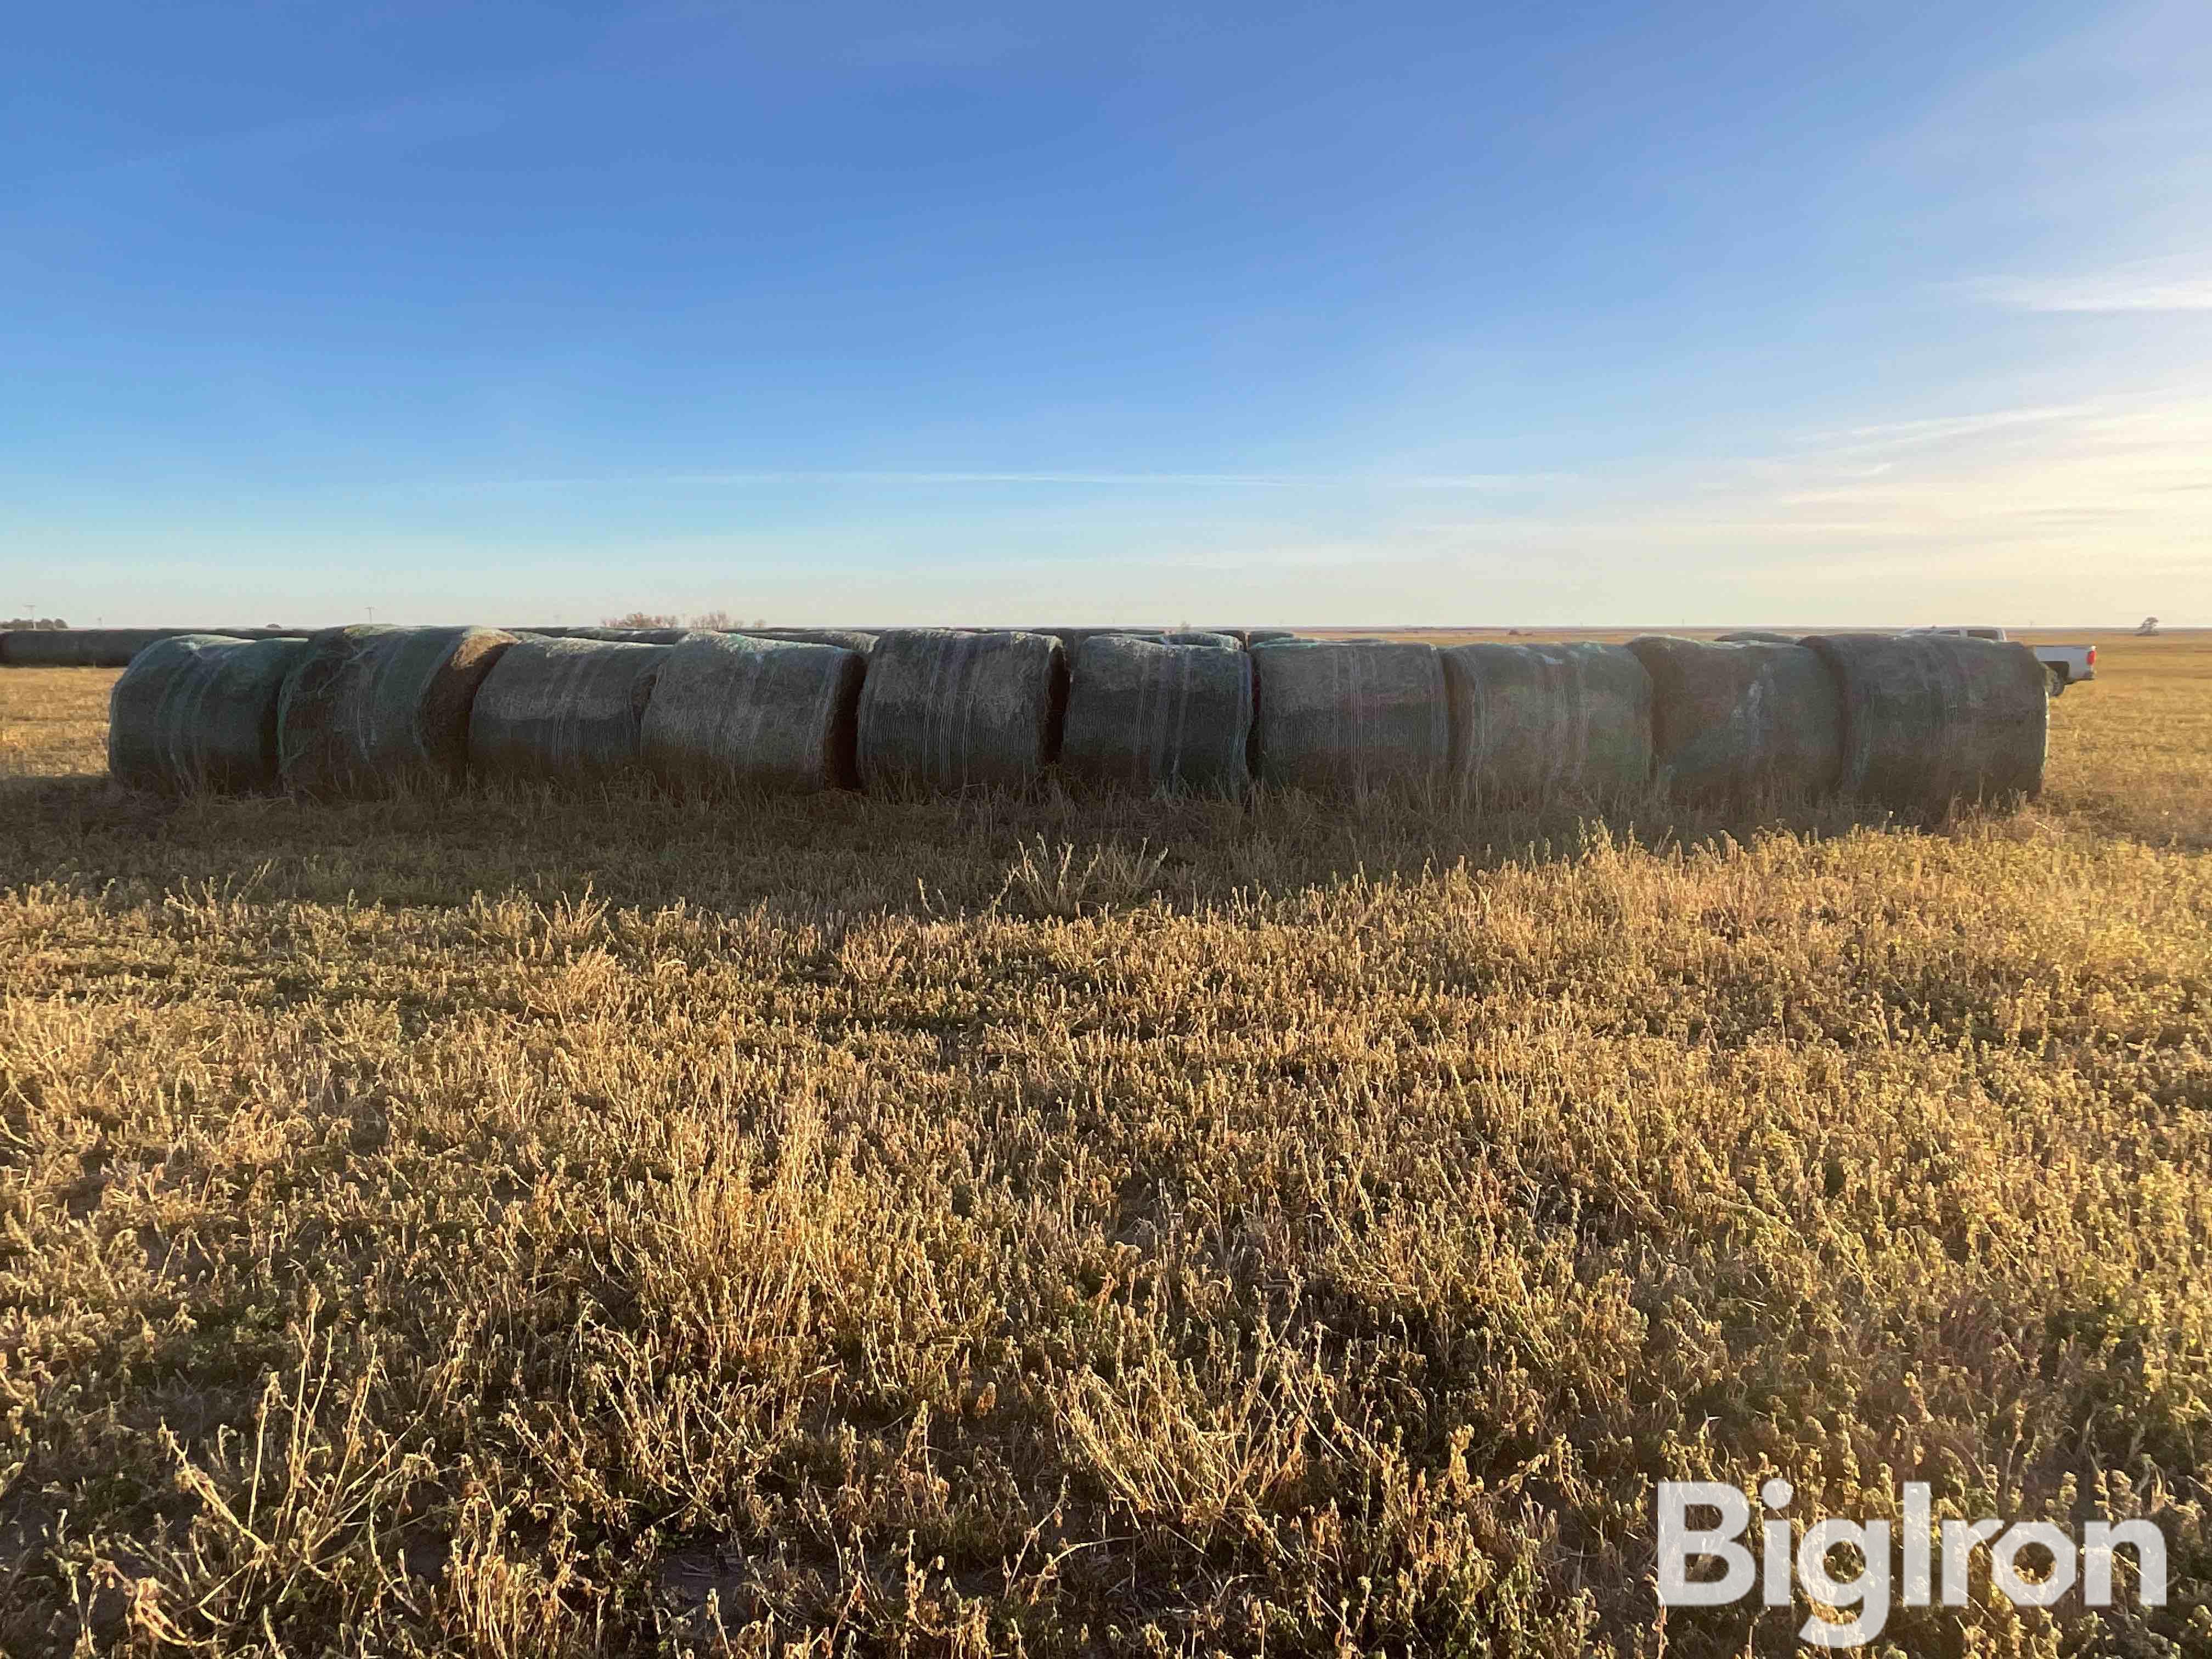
[
  {"xmin": 3, "ymin": 618, "xmax": 67, "ymax": 630},
  {"xmin": 687, "ymin": 610, "xmax": 737, "ymax": 630},
  {"xmin": 603, "ymin": 611, "xmax": 679, "ymax": 628},
  {"xmin": 2137, "ymin": 616, "xmax": 2161, "ymax": 636}
]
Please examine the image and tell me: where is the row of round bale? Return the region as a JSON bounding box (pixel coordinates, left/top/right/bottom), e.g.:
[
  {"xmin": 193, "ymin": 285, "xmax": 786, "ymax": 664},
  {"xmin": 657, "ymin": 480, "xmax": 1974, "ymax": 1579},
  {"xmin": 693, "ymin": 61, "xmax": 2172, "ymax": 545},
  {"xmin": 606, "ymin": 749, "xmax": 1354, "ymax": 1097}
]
[{"xmin": 94, "ymin": 624, "xmax": 2047, "ymax": 819}]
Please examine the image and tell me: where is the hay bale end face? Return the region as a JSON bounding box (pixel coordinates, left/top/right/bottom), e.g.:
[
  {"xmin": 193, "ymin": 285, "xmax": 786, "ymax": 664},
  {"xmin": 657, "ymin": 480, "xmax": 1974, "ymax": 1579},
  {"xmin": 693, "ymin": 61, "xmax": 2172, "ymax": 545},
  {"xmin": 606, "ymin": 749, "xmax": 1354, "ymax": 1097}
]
[
  {"xmin": 642, "ymin": 633, "xmax": 866, "ymax": 793},
  {"xmin": 1440, "ymin": 642, "xmax": 1651, "ymax": 803},
  {"xmin": 108, "ymin": 634, "xmax": 311, "ymax": 793},
  {"xmin": 856, "ymin": 629, "xmax": 1066, "ymax": 792},
  {"xmin": 1249, "ymin": 639, "xmax": 1448, "ymax": 792},
  {"xmin": 1627, "ymin": 636, "xmax": 1842, "ymax": 804},
  {"xmin": 1802, "ymin": 631, "xmax": 2047, "ymax": 817},
  {"xmin": 278, "ymin": 625, "xmax": 518, "ymax": 795},
  {"xmin": 1061, "ymin": 634, "xmax": 1253, "ymax": 793},
  {"xmin": 466, "ymin": 637, "xmax": 669, "ymax": 785}
]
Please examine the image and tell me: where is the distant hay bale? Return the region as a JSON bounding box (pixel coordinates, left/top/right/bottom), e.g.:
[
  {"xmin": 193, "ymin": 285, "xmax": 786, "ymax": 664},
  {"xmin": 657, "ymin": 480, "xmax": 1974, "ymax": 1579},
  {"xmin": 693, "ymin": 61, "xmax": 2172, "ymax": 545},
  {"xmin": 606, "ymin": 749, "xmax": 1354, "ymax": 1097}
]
[
  {"xmin": 278, "ymin": 624, "xmax": 517, "ymax": 795},
  {"xmin": 1440, "ymin": 643, "xmax": 1651, "ymax": 803},
  {"xmin": 1060, "ymin": 634, "xmax": 1253, "ymax": 793},
  {"xmin": 1715, "ymin": 630, "xmax": 1802, "ymax": 645},
  {"xmin": 1249, "ymin": 639, "xmax": 1448, "ymax": 792},
  {"xmin": 1158, "ymin": 631, "xmax": 1243, "ymax": 650},
  {"xmin": 1802, "ymin": 631, "xmax": 2047, "ymax": 817},
  {"xmin": 641, "ymin": 633, "xmax": 866, "ymax": 793},
  {"xmin": 856, "ymin": 629, "xmax": 1066, "ymax": 792},
  {"xmin": 1245, "ymin": 629, "xmax": 1300, "ymax": 645},
  {"xmin": 108, "ymin": 634, "xmax": 311, "ymax": 793},
  {"xmin": 571, "ymin": 626, "xmax": 693, "ymax": 645},
  {"xmin": 740, "ymin": 628, "xmax": 879, "ymax": 654},
  {"xmin": 4, "ymin": 628, "xmax": 214, "ymax": 668},
  {"xmin": 466, "ymin": 636, "xmax": 669, "ymax": 785},
  {"xmin": 1627, "ymin": 636, "xmax": 1842, "ymax": 804}
]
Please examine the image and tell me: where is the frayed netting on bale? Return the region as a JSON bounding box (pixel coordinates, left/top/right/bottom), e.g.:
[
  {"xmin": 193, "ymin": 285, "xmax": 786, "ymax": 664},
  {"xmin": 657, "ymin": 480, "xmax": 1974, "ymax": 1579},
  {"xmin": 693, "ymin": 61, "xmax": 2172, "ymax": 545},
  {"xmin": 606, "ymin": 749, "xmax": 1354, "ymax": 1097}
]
[
  {"xmin": 641, "ymin": 633, "xmax": 866, "ymax": 793},
  {"xmin": 1627, "ymin": 636, "xmax": 1842, "ymax": 804},
  {"xmin": 1440, "ymin": 642, "xmax": 1651, "ymax": 803},
  {"xmin": 466, "ymin": 637, "xmax": 669, "ymax": 785},
  {"xmin": 1802, "ymin": 631, "xmax": 2047, "ymax": 819},
  {"xmin": 278, "ymin": 624, "xmax": 517, "ymax": 796},
  {"xmin": 108, "ymin": 634, "xmax": 310, "ymax": 794},
  {"xmin": 1060, "ymin": 634, "xmax": 1253, "ymax": 793},
  {"xmin": 856, "ymin": 629, "xmax": 1066, "ymax": 792},
  {"xmin": 1249, "ymin": 639, "xmax": 1449, "ymax": 792}
]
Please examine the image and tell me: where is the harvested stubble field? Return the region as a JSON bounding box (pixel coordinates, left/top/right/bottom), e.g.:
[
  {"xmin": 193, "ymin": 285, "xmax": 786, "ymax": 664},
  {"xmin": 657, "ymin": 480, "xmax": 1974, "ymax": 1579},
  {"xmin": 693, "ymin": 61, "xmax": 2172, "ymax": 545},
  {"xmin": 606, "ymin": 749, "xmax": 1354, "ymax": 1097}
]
[{"xmin": 2, "ymin": 633, "xmax": 2209, "ymax": 1658}]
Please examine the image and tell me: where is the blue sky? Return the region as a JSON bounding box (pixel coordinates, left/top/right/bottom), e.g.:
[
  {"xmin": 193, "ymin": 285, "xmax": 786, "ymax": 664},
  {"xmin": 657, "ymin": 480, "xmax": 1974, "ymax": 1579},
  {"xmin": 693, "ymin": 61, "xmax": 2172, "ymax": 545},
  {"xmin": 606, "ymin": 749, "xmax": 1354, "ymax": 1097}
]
[{"xmin": 5, "ymin": 1, "xmax": 2207, "ymax": 626}]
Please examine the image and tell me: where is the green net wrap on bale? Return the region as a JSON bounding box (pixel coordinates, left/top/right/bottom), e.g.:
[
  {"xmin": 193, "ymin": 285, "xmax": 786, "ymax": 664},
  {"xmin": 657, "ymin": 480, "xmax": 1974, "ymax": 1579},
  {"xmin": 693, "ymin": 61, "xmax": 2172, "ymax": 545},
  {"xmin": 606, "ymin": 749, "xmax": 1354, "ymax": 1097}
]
[
  {"xmin": 641, "ymin": 634, "xmax": 866, "ymax": 793},
  {"xmin": 1802, "ymin": 631, "xmax": 2047, "ymax": 819},
  {"xmin": 466, "ymin": 637, "xmax": 669, "ymax": 785},
  {"xmin": 1440, "ymin": 642, "xmax": 1652, "ymax": 803},
  {"xmin": 856, "ymin": 629, "xmax": 1067, "ymax": 792},
  {"xmin": 1627, "ymin": 636, "xmax": 1842, "ymax": 804},
  {"xmin": 1249, "ymin": 639, "xmax": 1449, "ymax": 792},
  {"xmin": 278, "ymin": 625, "xmax": 518, "ymax": 796},
  {"xmin": 108, "ymin": 634, "xmax": 311, "ymax": 794},
  {"xmin": 1060, "ymin": 634, "xmax": 1253, "ymax": 794}
]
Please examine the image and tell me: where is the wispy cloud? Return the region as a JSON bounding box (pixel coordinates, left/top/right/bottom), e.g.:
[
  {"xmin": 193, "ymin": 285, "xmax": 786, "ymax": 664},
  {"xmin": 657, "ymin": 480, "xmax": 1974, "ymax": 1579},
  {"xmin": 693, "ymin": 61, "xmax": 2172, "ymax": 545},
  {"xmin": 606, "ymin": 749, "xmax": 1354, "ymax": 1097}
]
[
  {"xmin": 1967, "ymin": 259, "xmax": 2212, "ymax": 313},
  {"xmin": 455, "ymin": 469, "xmax": 1565, "ymax": 493}
]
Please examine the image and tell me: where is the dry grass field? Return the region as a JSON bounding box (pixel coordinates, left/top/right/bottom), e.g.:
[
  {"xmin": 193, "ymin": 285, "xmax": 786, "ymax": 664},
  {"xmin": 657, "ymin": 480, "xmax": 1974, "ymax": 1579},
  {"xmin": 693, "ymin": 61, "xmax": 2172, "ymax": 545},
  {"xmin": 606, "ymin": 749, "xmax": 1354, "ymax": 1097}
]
[{"xmin": 2, "ymin": 633, "xmax": 2208, "ymax": 1656}]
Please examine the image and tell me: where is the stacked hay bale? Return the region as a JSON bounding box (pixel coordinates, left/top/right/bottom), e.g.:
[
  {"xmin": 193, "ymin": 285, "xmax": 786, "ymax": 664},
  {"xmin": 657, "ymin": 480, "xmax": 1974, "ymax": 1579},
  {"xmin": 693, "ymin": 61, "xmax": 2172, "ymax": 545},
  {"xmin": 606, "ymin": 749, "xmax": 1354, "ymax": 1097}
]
[
  {"xmin": 278, "ymin": 625, "xmax": 517, "ymax": 795},
  {"xmin": 1060, "ymin": 634, "xmax": 1253, "ymax": 793},
  {"xmin": 642, "ymin": 633, "xmax": 867, "ymax": 793},
  {"xmin": 1249, "ymin": 639, "xmax": 1448, "ymax": 791},
  {"xmin": 108, "ymin": 634, "xmax": 312, "ymax": 793},
  {"xmin": 856, "ymin": 629, "xmax": 1066, "ymax": 791},
  {"xmin": 466, "ymin": 636, "xmax": 669, "ymax": 785},
  {"xmin": 1440, "ymin": 643, "xmax": 1652, "ymax": 803},
  {"xmin": 1802, "ymin": 631, "xmax": 2047, "ymax": 818},
  {"xmin": 1627, "ymin": 636, "xmax": 1842, "ymax": 804}
]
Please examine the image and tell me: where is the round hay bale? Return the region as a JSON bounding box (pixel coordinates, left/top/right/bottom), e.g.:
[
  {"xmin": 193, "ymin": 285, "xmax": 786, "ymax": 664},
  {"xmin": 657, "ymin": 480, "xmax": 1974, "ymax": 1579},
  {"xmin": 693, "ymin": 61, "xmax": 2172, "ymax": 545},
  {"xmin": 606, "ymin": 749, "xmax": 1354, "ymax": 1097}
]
[
  {"xmin": 1626, "ymin": 636, "xmax": 1842, "ymax": 803},
  {"xmin": 466, "ymin": 636, "xmax": 669, "ymax": 785},
  {"xmin": 108, "ymin": 634, "xmax": 311, "ymax": 793},
  {"xmin": 1716, "ymin": 630, "xmax": 1802, "ymax": 645},
  {"xmin": 1061, "ymin": 634, "xmax": 1252, "ymax": 794},
  {"xmin": 1801, "ymin": 631, "xmax": 2047, "ymax": 816},
  {"xmin": 855, "ymin": 629, "xmax": 1066, "ymax": 792},
  {"xmin": 278, "ymin": 624, "xmax": 517, "ymax": 795},
  {"xmin": 1440, "ymin": 642, "xmax": 1652, "ymax": 803},
  {"xmin": 1249, "ymin": 639, "xmax": 1448, "ymax": 792},
  {"xmin": 641, "ymin": 633, "xmax": 865, "ymax": 793},
  {"xmin": 1245, "ymin": 629, "xmax": 1300, "ymax": 645}
]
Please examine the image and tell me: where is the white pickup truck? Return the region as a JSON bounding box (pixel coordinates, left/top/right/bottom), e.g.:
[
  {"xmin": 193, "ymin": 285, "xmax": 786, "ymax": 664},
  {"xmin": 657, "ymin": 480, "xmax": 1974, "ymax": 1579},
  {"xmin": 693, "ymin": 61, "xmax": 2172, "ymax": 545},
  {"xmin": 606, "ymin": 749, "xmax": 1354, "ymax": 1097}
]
[{"xmin": 1915, "ymin": 627, "xmax": 2096, "ymax": 695}]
